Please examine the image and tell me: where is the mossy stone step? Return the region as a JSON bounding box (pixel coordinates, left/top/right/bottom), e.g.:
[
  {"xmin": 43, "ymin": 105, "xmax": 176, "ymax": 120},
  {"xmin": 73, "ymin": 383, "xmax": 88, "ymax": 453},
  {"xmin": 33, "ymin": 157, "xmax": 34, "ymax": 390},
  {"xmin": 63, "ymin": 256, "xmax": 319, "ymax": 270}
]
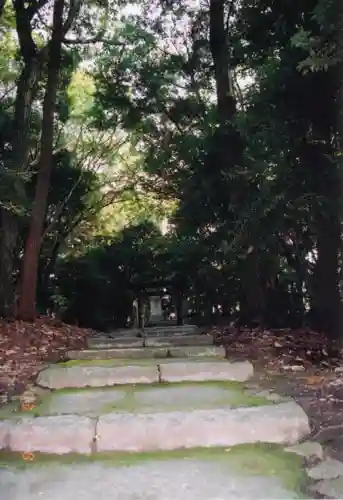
[
  {"xmin": 87, "ymin": 334, "xmax": 214, "ymax": 350},
  {"xmin": 35, "ymin": 360, "xmax": 253, "ymax": 389},
  {"xmin": 67, "ymin": 345, "xmax": 224, "ymax": 361},
  {"xmin": 0, "ymin": 445, "xmax": 308, "ymax": 500},
  {"xmin": 0, "ymin": 401, "xmax": 310, "ymax": 454},
  {"xmin": 0, "ymin": 381, "xmax": 272, "ymax": 419}
]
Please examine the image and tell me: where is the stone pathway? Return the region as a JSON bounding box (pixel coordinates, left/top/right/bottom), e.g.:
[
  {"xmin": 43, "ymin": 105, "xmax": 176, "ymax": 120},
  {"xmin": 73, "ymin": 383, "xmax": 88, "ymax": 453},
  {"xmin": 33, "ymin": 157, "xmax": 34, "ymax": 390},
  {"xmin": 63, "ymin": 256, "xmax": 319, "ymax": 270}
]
[{"xmin": 1, "ymin": 326, "xmax": 343, "ymax": 498}]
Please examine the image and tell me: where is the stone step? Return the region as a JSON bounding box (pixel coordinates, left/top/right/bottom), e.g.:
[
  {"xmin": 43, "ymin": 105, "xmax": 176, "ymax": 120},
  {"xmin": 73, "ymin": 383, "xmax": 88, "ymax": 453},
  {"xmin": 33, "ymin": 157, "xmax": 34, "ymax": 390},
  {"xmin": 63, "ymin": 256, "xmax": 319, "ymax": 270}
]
[
  {"xmin": 87, "ymin": 337, "xmax": 144, "ymax": 349},
  {"xmin": 0, "ymin": 446, "xmax": 310, "ymax": 500},
  {"xmin": 145, "ymin": 334, "xmax": 213, "ymax": 347},
  {"xmin": 36, "ymin": 360, "xmax": 253, "ymax": 389},
  {"xmin": 101, "ymin": 325, "xmax": 200, "ymax": 338},
  {"xmin": 10, "ymin": 380, "xmax": 280, "ymax": 418},
  {"xmin": 67, "ymin": 345, "xmax": 224, "ymax": 361},
  {"xmin": 0, "ymin": 401, "xmax": 310, "ymax": 454},
  {"xmin": 144, "ymin": 325, "xmax": 199, "ymax": 336},
  {"xmin": 87, "ymin": 334, "xmax": 213, "ymax": 350}
]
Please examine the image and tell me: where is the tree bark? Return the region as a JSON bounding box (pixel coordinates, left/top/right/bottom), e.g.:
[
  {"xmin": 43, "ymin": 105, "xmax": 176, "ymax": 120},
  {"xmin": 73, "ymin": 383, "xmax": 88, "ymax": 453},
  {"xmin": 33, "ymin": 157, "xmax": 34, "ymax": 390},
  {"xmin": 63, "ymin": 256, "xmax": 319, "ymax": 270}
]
[
  {"xmin": 0, "ymin": 55, "xmax": 40, "ymax": 317},
  {"xmin": 302, "ymin": 70, "xmax": 342, "ymax": 339},
  {"xmin": 209, "ymin": 0, "xmax": 243, "ymax": 166},
  {"xmin": 0, "ymin": 210, "xmax": 18, "ymax": 316},
  {"xmin": 17, "ymin": 0, "xmax": 65, "ymax": 321}
]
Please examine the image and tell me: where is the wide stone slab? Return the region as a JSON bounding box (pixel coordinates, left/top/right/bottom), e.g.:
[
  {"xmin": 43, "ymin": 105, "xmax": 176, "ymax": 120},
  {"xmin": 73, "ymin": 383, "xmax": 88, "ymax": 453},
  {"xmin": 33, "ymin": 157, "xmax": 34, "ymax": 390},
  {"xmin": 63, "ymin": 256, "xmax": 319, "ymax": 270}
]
[
  {"xmin": 145, "ymin": 334, "xmax": 213, "ymax": 347},
  {"xmin": 67, "ymin": 345, "xmax": 225, "ymax": 361},
  {"xmin": 36, "ymin": 365, "xmax": 159, "ymax": 389},
  {"xmin": 143, "ymin": 324, "xmax": 199, "ymax": 336},
  {"xmin": 0, "ymin": 446, "xmax": 307, "ymax": 499},
  {"xmin": 97, "ymin": 401, "xmax": 310, "ymax": 452},
  {"xmin": 160, "ymin": 360, "xmax": 253, "ymax": 382},
  {"xmin": 87, "ymin": 337, "xmax": 144, "ymax": 349},
  {"xmin": 0, "ymin": 415, "xmax": 94, "ymax": 454},
  {"xmin": 22, "ymin": 382, "xmax": 270, "ymax": 417}
]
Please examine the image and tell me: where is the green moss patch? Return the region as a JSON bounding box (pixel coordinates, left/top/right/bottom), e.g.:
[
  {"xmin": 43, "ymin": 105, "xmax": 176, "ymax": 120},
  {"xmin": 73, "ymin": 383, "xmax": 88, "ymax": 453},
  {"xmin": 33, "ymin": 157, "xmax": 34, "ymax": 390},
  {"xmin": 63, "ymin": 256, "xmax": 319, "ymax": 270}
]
[
  {"xmin": 55, "ymin": 356, "xmax": 223, "ymax": 368},
  {"xmin": 0, "ymin": 380, "xmax": 273, "ymax": 419},
  {"xmin": 0, "ymin": 443, "xmax": 308, "ymax": 496}
]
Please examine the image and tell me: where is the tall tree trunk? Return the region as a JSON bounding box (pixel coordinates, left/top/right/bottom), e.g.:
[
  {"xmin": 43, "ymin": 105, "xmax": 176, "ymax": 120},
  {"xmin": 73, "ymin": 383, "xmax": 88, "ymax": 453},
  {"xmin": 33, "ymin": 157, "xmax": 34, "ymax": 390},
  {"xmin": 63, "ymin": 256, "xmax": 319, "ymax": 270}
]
[
  {"xmin": 17, "ymin": 0, "xmax": 65, "ymax": 321},
  {"xmin": 0, "ymin": 210, "xmax": 18, "ymax": 316},
  {"xmin": 0, "ymin": 57, "xmax": 40, "ymax": 317},
  {"xmin": 304, "ymin": 70, "xmax": 342, "ymax": 339},
  {"xmin": 209, "ymin": 0, "xmax": 243, "ymax": 166}
]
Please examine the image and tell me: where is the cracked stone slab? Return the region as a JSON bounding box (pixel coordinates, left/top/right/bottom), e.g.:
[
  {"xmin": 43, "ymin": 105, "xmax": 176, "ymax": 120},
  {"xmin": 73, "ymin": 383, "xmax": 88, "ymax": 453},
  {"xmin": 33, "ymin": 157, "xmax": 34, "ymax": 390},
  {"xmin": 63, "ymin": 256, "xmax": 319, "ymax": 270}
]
[
  {"xmin": 286, "ymin": 441, "xmax": 324, "ymax": 461},
  {"xmin": 36, "ymin": 365, "xmax": 159, "ymax": 389},
  {"xmin": 97, "ymin": 401, "xmax": 310, "ymax": 452},
  {"xmin": 0, "ymin": 415, "xmax": 95, "ymax": 454},
  {"xmin": 159, "ymin": 360, "xmax": 253, "ymax": 382},
  {"xmin": 145, "ymin": 334, "xmax": 213, "ymax": 347},
  {"xmin": 87, "ymin": 337, "xmax": 144, "ymax": 349},
  {"xmin": 307, "ymin": 457, "xmax": 343, "ymax": 480},
  {"xmin": 67, "ymin": 345, "xmax": 225, "ymax": 361}
]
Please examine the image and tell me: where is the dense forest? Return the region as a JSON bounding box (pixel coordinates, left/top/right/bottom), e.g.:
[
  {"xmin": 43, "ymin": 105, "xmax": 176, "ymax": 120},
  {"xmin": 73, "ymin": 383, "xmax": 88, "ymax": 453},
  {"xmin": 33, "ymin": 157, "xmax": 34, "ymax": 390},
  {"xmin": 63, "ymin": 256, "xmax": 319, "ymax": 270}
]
[{"xmin": 0, "ymin": 0, "xmax": 342, "ymax": 338}]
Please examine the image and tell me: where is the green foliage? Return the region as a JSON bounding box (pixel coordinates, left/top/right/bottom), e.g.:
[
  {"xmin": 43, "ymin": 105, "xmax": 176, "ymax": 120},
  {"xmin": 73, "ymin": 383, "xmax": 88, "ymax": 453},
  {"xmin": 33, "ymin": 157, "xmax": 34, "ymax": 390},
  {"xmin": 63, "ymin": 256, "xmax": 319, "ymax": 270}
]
[{"xmin": 0, "ymin": 0, "xmax": 341, "ymax": 334}]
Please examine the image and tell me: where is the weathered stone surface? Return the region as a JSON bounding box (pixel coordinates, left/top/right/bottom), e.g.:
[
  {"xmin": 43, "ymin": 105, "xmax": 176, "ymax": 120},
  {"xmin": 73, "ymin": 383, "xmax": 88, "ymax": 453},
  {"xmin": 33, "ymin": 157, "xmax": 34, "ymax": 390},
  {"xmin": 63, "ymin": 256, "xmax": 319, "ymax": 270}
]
[
  {"xmin": 67, "ymin": 347, "xmax": 153, "ymax": 360},
  {"xmin": 286, "ymin": 441, "xmax": 324, "ymax": 461},
  {"xmin": 36, "ymin": 383, "xmax": 266, "ymax": 417},
  {"xmin": 45, "ymin": 389, "xmax": 126, "ymax": 416},
  {"xmin": 4, "ymin": 415, "xmax": 95, "ymax": 454},
  {"xmin": 36, "ymin": 365, "xmax": 159, "ymax": 389},
  {"xmin": 87, "ymin": 337, "xmax": 144, "ymax": 349},
  {"xmin": 312, "ymin": 476, "xmax": 343, "ymax": 499},
  {"xmin": 67, "ymin": 345, "xmax": 225, "ymax": 361},
  {"xmin": 160, "ymin": 360, "xmax": 253, "ymax": 383},
  {"xmin": 168, "ymin": 346, "xmax": 225, "ymax": 358},
  {"xmin": 106, "ymin": 328, "xmax": 143, "ymax": 337},
  {"xmin": 144, "ymin": 324, "xmax": 199, "ymax": 336},
  {"xmin": 0, "ymin": 419, "xmax": 12, "ymax": 449},
  {"xmin": 97, "ymin": 401, "xmax": 310, "ymax": 452},
  {"xmin": 307, "ymin": 457, "xmax": 343, "ymax": 480},
  {"xmin": 0, "ymin": 458, "xmax": 303, "ymax": 500},
  {"xmin": 145, "ymin": 334, "xmax": 213, "ymax": 347}
]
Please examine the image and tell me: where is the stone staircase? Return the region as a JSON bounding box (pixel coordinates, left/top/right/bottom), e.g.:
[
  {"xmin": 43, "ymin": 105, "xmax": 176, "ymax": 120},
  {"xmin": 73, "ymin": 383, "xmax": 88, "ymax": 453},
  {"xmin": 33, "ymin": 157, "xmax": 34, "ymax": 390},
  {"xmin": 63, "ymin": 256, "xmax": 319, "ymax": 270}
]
[{"xmin": 0, "ymin": 325, "xmax": 319, "ymax": 499}]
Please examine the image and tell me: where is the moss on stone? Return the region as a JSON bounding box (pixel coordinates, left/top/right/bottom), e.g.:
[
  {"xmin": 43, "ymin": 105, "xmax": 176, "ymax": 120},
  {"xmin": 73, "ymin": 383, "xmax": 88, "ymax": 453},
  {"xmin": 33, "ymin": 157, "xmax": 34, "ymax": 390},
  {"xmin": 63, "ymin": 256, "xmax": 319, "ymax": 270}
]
[
  {"xmin": 0, "ymin": 444, "xmax": 309, "ymax": 496},
  {"xmin": 0, "ymin": 380, "xmax": 273, "ymax": 419},
  {"xmin": 55, "ymin": 356, "xmax": 222, "ymax": 368}
]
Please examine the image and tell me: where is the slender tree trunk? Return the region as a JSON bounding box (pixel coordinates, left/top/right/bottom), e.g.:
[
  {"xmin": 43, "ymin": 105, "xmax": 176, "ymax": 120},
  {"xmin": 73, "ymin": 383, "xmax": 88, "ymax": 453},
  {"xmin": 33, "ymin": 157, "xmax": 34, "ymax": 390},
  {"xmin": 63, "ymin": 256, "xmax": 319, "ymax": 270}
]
[
  {"xmin": 0, "ymin": 57, "xmax": 40, "ymax": 317},
  {"xmin": 302, "ymin": 69, "xmax": 342, "ymax": 339},
  {"xmin": 17, "ymin": 0, "xmax": 65, "ymax": 321},
  {"xmin": 312, "ymin": 205, "xmax": 342, "ymax": 338},
  {"xmin": 209, "ymin": 0, "xmax": 243, "ymax": 166},
  {"xmin": 0, "ymin": 210, "xmax": 17, "ymax": 316}
]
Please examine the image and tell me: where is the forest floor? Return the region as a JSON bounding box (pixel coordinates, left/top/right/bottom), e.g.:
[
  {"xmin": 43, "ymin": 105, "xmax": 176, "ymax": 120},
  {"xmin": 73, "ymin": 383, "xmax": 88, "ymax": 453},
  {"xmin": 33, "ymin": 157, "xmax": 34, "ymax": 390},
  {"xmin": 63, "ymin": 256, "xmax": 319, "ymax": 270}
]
[
  {"xmin": 1, "ymin": 318, "xmax": 343, "ymax": 459},
  {"xmin": 212, "ymin": 325, "xmax": 343, "ymax": 460},
  {"xmin": 0, "ymin": 317, "xmax": 89, "ymax": 402}
]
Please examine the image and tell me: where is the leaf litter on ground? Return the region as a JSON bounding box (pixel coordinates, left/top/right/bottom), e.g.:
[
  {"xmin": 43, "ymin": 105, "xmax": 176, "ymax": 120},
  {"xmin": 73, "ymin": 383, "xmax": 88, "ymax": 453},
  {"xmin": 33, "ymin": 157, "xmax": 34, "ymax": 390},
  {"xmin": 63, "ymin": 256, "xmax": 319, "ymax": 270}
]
[
  {"xmin": 0, "ymin": 316, "xmax": 90, "ymax": 403},
  {"xmin": 210, "ymin": 324, "xmax": 343, "ymax": 453}
]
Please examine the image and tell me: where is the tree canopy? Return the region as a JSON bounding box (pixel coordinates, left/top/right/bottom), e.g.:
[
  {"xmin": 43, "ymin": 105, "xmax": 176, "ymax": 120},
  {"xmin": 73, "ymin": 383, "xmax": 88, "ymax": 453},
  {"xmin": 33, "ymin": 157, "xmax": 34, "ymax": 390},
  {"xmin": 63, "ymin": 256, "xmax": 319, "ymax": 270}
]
[{"xmin": 0, "ymin": 0, "xmax": 341, "ymax": 338}]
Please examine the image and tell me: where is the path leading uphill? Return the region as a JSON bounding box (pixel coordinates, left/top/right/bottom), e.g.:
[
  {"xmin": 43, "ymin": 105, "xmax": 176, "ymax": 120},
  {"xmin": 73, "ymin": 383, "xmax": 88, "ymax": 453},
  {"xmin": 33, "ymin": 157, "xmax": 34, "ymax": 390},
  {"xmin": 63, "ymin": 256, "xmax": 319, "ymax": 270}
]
[{"xmin": 0, "ymin": 324, "xmax": 342, "ymax": 498}]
